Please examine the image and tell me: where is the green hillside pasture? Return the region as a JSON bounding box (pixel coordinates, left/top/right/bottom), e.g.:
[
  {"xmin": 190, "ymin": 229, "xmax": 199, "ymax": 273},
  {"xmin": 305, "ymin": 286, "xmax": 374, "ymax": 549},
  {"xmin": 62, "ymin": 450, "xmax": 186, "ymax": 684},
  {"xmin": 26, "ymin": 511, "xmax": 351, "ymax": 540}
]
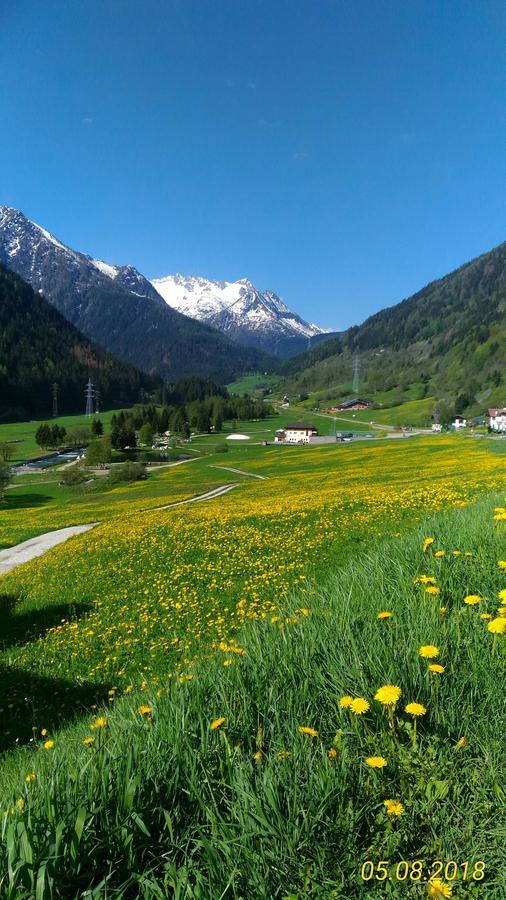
[
  {"xmin": 0, "ymin": 496, "xmax": 504, "ymax": 897},
  {"xmin": 0, "ymin": 409, "xmax": 127, "ymax": 463}
]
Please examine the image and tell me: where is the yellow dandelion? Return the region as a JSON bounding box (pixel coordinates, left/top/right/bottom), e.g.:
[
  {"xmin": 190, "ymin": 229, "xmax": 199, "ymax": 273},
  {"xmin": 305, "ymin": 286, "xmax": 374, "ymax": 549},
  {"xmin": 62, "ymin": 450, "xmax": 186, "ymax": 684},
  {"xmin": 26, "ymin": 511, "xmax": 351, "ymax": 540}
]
[
  {"xmin": 422, "ymin": 537, "xmax": 434, "ymax": 553},
  {"xmin": 298, "ymin": 726, "xmax": 318, "ymax": 737},
  {"xmin": 328, "ymin": 747, "xmax": 337, "ymax": 759},
  {"xmin": 498, "ymin": 606, "xmax": 506, "ymax": 616},
  {"xmin": 137, "ymin": 705, "xmax": 152, "ymax": 716},
  {"xmin": 497, "ymin": 560, "xmax": 506, "ymax": 568},
  {"xmin": 43, "ymin": 740, "xmax": 54, "ymax": 750},
  {"xmin": 487, "ymin": 617, "xmax": 506, "ymax": 634},
  {"xmin": 350, "ymin": 697, "xmax": 370, "ymax": 715},
  {"xmin": 365, "ymin": 756, "xmax": 387, "ymax": 768},
  {"xmin": 383, "ymin": 799, "xmax": 404, "ymax": 817},
  {"xmin": 463, "ymin": 595, "xmax": 481, "ymax": 605},
  {"xmin": 439, "ymin": 607, "xmax": 447, "ymax": 614},
  {"xmin": 339, "ymin": 695, "xmax": 354, "ymax": 708},
  {"xmin": 480, "ymin": 613, "xmax": 492, "ymax": 620},
  {"xmin": 414, "ymin": 575, "xmax": 437, "ymax": 585},
  {"xmin": 83, "ymin": 736, "xmax": 95, "ymax": 746},
  {"xmin": 16, "ymin": 798, "xmax": 25, "ymax": 811},
  {"xmin": 91, "ymin": 716, "xmax": 107, "ymax": 729},
  {"xmin": 277, "ymin": 750, "xmax": 290, "ymax": 760},
  {"xmin": 405, "ymin": 702, "xmax": 427, "ymax": 717},
  {"xmin": 497, "ymin": 589, "xmax": 506, "ymax": 601},
  {"xmin": 434, "ymin": 550, "xmax": 445, "ymax": 558},
  {"xmin": 374, "ymin": 685, "xmax": 401, "ymax": 707},
  {"xmin": 210, "ymin": 716, "xmax": 225, "ymax": 730},
  {"xmin": 425, "ymin": 586, "xmax": 440, "ymax": 595},
  {"xmin": 40, "ymin": 729, "xmax": 48, "ymax": 737},
  {"xmin": 377, "ymin": 611, "xmax": 393, "ymax": 619},
  {"xmin": 252, "ymin": 750, "xmax": 263, "ymax": 763},
  {"xmin": 428, "ymin": 877, "xmax": 453, "ymax": 898},
  {"xmin": 419, "ymin": 645, "xmax": 439, "ymax": 659},
  {"xmin": 451, "ymin": 550, "xmax": 461, "ymax": 556},
  {"xmin": 455, "ymin": 736, "xmax": 468, "ymax": 750},
  {"xmin": 25, "ymin": 773, "xmax": 36, "ymax": 782},
  {"xmin": 428, "ymin": 663, "xmax": 445, "ymax": 674}
]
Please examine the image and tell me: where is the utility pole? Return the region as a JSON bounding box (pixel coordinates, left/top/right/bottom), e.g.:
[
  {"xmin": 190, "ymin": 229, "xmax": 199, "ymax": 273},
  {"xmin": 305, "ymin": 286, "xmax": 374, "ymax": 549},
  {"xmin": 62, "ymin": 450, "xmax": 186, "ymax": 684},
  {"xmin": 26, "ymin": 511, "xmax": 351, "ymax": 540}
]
[
  {"xmin": 52, "ymin": 382, "xmax": 58, "ymax": 418},
  {"xmin": 352, "ymin": 356, "xmax": 361, "ymax": 394},
  {"xmin": 85, "ymin": 378, "xmax": 94, "ymax": 416},
  {"xmin": 94, "ymin": 388, "xmax": 101, "ymax": 415}
]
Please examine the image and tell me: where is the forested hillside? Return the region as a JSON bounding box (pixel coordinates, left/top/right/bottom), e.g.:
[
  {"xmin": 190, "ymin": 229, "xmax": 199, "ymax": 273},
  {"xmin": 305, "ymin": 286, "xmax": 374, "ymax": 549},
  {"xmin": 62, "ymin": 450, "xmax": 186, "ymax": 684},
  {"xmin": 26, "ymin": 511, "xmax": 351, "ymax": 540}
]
[
  {"xmin": 0, "ymin": 265, "xmax": 160, "ymax": 419},
  {"xmin": 282, "ymin": 240, "xmax": 506, "ymax": 415}
]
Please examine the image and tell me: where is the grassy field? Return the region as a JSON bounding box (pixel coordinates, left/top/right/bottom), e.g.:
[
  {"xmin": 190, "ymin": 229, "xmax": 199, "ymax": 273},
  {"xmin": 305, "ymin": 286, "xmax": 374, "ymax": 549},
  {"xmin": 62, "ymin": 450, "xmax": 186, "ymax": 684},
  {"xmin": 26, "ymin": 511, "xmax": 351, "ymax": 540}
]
[
  {"xmin": 226, "ymin": 373, "xmax": 281, "ymax": 396},
  {"xmin": 0, "ymin": 431, "xmax": 504, "ymax": 896},
  {"xmin": 0, "ymin": 408, "xmax": 127, "ymax": 463}
]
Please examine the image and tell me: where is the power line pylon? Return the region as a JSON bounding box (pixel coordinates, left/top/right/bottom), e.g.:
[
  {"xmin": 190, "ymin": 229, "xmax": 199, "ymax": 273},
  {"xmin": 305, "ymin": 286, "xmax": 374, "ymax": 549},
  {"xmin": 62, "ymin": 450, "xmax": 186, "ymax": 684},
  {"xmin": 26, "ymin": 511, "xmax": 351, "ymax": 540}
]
[
  {"xmin": 352, "ymin": 356, "xmax": 361, "ymax": 394},
  {"xmin": 52, "ymin": 382, "xmax": 58, "ymax": 418},
  {"xmin": 85, "ymin": 378, "xmax": 94, "ymax": 416}
]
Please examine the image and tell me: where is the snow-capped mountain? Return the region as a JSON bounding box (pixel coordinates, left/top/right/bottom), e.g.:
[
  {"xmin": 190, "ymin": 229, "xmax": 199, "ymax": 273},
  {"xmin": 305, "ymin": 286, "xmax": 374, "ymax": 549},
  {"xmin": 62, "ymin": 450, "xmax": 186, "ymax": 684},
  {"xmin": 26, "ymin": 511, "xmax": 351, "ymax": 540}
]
[
  {"xmin": 0, "ymin": 207, "xmax": 271, "ymax": 381},
  {"xmin": 0, "ymin": 206, "xmax": 163, "ymax": 306},
  {"xmin": 151, "ymin": 273, "xmax": 326, "ymax": 356}
]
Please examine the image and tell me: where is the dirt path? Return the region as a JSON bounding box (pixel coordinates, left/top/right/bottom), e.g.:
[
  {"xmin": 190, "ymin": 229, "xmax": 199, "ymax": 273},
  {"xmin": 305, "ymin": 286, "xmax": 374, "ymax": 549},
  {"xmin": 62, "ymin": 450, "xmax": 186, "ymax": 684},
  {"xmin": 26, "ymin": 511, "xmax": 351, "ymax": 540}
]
[
  {"xmin": 0, "ymin": 524, "xmax": 99, "ymax": 576},
  {"xmin": 0, "ymin": 483, "xmax": 240, "ymax": 576},
  {"xmin": 209, "ymin": 466, "xmax": 267, "ymax": 480}
]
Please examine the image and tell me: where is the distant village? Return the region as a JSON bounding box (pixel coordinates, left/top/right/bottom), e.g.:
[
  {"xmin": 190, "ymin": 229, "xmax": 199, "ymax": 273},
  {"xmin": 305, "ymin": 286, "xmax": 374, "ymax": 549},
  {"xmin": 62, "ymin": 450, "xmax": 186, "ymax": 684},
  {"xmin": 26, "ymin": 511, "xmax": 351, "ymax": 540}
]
[{"xmin": 274, "ymin": 397, "xmax": 506, "ymax": 445}]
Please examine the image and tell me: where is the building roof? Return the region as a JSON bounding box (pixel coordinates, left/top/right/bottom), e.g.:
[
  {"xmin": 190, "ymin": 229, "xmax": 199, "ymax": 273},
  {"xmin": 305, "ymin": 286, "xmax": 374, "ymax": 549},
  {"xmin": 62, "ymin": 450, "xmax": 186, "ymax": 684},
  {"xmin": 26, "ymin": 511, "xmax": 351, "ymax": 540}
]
[
  {"xmin": 488, "ymin": 408, "xmax": 506, "ymax": 416},
  {"xmin": 284, "ymin": 423, "xmax": 318, "ymax": 430},
  {"xmin": 337, "ymin": 398, "xmax": 370, "ymax": 408}
]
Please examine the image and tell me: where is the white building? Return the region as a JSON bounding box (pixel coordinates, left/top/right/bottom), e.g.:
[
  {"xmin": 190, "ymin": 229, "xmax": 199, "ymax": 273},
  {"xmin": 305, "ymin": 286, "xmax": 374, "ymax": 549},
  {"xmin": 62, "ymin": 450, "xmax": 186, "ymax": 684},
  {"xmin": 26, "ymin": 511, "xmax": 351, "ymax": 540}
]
[
  {"xmin": 452, "ymin": 416, "xmax": 467, "ymax": 430},
  {"xmin": 488, "ymin": 408, "xmax": 506, "ymax": 432},
  {"xmin": 274, "ymin": 423, "xmax": 318, "ymax": 444}
]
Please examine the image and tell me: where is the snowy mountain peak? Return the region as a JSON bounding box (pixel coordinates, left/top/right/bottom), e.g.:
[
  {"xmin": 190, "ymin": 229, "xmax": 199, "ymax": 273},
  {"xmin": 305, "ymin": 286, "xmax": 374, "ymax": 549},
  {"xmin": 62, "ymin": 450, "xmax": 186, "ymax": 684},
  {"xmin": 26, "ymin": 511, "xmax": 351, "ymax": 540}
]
[{"xmin": 150, "ymin": 273, "xmax": 325, "ymax": 355}]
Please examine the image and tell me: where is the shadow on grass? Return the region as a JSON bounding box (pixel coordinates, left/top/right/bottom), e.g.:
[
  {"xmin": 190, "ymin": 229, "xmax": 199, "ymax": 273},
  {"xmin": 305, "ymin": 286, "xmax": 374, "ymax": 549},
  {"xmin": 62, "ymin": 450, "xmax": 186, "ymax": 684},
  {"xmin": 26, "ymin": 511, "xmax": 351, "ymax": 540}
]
[
  {"xmin": 0, "ymin": 595, "xmax": 111, "ymax": 753},
  {"xmin": 0, "ymin": 595, "xmax": 93, "ymax": 650},
  {"xmin": 4, "ymin": 492, "xmax": 54, "ymax": 510},
  {"xmin": 0, "ymin": 665, "xmax": 112, "ymax": 753}
]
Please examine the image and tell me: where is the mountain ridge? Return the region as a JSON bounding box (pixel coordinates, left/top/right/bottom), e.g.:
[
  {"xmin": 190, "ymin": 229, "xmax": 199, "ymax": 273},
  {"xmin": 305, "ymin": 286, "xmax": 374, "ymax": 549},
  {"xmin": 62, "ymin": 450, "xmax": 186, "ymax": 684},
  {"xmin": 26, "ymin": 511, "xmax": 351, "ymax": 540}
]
[{"xmin": 0, "ymin": 207, "xmax": 274, "ymax": 383}]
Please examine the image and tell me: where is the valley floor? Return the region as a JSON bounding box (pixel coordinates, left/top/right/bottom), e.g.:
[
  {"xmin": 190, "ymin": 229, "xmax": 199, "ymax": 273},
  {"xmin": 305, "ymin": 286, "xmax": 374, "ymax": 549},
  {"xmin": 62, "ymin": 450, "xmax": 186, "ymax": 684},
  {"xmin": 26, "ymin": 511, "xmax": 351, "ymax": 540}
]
[{"xmin": 0, "ymin": 433, "xmax": 505, "ymax": 897}]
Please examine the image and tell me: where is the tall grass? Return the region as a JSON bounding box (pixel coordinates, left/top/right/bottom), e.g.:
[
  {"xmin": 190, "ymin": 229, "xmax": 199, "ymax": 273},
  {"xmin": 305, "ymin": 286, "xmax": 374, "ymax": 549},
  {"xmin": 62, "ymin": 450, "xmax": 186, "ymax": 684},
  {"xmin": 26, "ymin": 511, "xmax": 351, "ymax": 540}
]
[{"xmin": 0, "ymin": 497, "xmax": 505, "ymax": 898}]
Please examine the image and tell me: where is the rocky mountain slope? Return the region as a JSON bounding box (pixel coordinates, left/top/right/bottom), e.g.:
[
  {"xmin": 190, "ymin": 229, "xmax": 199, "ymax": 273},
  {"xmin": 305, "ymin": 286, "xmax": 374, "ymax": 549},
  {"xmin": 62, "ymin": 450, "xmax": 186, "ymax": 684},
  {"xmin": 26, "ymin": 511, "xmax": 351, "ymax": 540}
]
[
  {"xmin": 0, "ymin": 207, "xmax": 273, "ymax": 383},
  {"xmin": 151, "ymin": 273, "xmax": 329, "ymax": 357}
]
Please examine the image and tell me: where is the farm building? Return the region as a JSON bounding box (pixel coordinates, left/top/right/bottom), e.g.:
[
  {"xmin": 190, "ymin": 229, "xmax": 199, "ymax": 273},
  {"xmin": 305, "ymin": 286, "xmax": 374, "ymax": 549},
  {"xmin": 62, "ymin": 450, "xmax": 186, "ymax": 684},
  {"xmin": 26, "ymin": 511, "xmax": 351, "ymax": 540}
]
[
  {"xmin": 488, "ymin": 408, "xmax": 506, "ymax": 432},
  {"xmin": 274, "ymin": 423, "xmax": 318, "ymax": 444},
  {"xmin": 452, "ymin": 416, "xmax": 467, "ymax": 430},
  {"xmin": 329, "ymin": 398, "xmax": 370, "ymax": 412}
]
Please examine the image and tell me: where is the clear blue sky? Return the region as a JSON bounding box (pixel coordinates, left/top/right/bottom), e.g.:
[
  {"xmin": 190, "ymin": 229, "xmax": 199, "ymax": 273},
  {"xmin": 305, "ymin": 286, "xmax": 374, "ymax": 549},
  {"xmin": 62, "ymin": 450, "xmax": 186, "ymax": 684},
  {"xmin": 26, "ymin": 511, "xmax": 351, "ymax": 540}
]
[{"xmin": 2, "ymin": 0, "xmax": 506, "ymax": 330}]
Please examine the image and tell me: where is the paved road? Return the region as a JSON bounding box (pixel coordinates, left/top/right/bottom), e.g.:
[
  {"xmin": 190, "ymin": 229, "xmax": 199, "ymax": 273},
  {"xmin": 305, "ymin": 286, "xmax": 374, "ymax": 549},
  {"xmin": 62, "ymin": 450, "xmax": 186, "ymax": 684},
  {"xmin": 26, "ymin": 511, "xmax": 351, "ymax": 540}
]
[{"xmin": 0, "ymin": 483, "xmax": 240, "ymax": 576}]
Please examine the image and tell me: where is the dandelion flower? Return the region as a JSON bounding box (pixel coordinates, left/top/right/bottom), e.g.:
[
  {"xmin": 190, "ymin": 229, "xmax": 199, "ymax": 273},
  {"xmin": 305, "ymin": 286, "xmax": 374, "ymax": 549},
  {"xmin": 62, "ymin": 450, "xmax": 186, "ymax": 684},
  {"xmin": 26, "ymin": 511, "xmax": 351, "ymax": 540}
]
[
  {"xmin": 487, "ymin": 617, "xmax": 506, "ymax": 634},
  {"xmin": 350, "ymin": 697, "xmax": 370, "ymax": 715},
  {"xmin": 428, "ymin": 664, "xmax": 445, "ymax": 674},
  {"xmin": 428, "ymin": 877, "xmax": 453, "ymax": 898},
  {"xmin": 137, "ymin": 705, "xmax": 152, "ymax": 716},
  {"xmin": 91, "ymin": 716, "xmax": 107, "ymax": 730},
  {"xmin": 374, "ymin": 685, "xmax": 401, "ymax": 707},
  {"xmin": 43, "ymin": 740, "xmax": 54, "ymax": 750},
  {"xmin": 339, "ymin": 695, "xmax": 353, "ymax": 709},
  {"xmin": 277, "ymin": 750, "xmax": 290, "ymax": 760},
  {"xmin": 419, "ymin": 645, "xmax": 439, "ymax": 659},
  {"xmin": 455, "ymin": 736, "xmax": 468, "ymax": 750},
  {"xmin": 405, "ymin": 702, "xmax": 427, "ymax": 717},
  {"xmin": 365, "ymin": 756, "xmax": 387, "ymax": 768},
  {"xmin": 377, "ymin": 611, "xmax": 392, "ymax": 619},
  {"xmin": 439, "ymin": 607, "xmax": 447, "ymax": 614},
  {"xmin": 252, "ymin": 750, "xmax": 263, "ymax": 763},
  {"xmin": 40, "ymin": 729, "xmax": 47, "ymax": 737},
  {"xmin": 328, "ymin": 747, "xmax": 337, "ymax": 759},
  {"xmin": 210, "ymin": 717, "xmax": 225, "ymax": 730},
  {"xmin": 497, "ymin": 560, "xmax": 506, "ymax": 568},
  {"xmin": 423, "ymin": 537, "xmax": 434, "ymax": 553},
  {"xmin": 434, "ymin": 550, "xmax": 445, "ymax": 558},
  {"xmin": 25, "ymin": 773, "xmax": 36, "ymax": 782},
  {"xmin": 83, "ymin": 736, "xmax": 95, "ymax": 746},
  {"xmin": 425, "ymin": 586, "xmax": 440, "ymax": 595},
  {"xmin": 463, "ymin": 595, "xmax": 481, "ymax": 605},
  {"xmin": 298, "ymin": 726, "xmax": 318, "ymax": 737},
  {"xmin": 497, "ymin": 589, "xmax": 506, "ymax": 601},
  {"xmin": 480, "ymin": 613, "xmax": 492, "ymax": 620},
  {"xmin": 383, "ymin": 799, "xmax": 404, "ymax": 817},
  {"xmin": 451, "ymin": 550, "xmax": 461, "ymax": 556}
]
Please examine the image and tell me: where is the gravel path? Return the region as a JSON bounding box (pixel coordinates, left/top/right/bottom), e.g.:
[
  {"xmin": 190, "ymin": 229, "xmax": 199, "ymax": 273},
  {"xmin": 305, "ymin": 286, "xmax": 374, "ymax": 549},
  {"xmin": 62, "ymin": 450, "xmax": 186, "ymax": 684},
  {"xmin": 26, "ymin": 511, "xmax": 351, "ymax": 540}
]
[
  {"xmin": 0, "ymin": 483, "xmax": 240, "ymax": 576},
  {"xmin": 209, "ymin": 465, "xmax": 267, "ymax": 480}
]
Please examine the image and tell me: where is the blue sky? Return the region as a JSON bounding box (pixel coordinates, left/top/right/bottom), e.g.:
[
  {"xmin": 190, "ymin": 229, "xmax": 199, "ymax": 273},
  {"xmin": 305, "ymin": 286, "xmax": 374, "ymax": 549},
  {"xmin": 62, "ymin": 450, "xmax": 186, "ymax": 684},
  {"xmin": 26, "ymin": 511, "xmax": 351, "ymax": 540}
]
[{"xmin": 2, "ymin": 0, "xmax": 506, "ymax": 330}]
